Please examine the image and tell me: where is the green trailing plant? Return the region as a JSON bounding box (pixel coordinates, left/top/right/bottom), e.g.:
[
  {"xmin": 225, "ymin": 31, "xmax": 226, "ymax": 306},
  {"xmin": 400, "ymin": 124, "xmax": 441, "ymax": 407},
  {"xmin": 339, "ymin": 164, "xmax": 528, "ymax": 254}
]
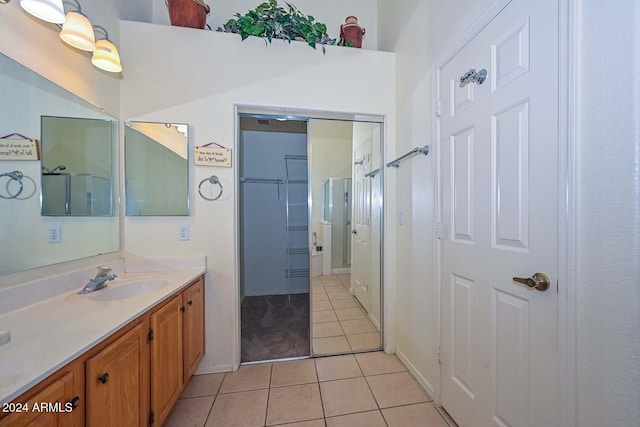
[{"xmin": 218, "ymin": 0, "xmax": 336, "ymax": 52}]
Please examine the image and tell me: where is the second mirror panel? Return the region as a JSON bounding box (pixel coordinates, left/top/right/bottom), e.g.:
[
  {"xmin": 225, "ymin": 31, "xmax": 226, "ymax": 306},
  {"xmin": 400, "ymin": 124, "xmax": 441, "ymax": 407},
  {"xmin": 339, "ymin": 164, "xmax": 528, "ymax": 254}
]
[
  {"xmin": 125, "ymin": 122, "xmax": 189, "ymax": 216},
  {"xmin": 311, "ymin": 120, "xmax": 382, "ymax": 356}
]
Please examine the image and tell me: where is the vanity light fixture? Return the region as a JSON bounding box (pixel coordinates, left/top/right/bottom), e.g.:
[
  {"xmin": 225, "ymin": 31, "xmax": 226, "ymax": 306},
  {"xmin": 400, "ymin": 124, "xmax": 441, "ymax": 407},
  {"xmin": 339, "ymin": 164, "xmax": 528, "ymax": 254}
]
[
  {"xmin": 91, "ymin": 26, "xmax": 122, "ymax": 73},
  {"xmin": 20, "ymin": 0, "xmax": 66, "ymax": 24},
  {"xmin": 59, "ymin": 4, "xmax": 95, "ymax": 51},
  {"xmin": 0, "ymin": 0, "xmax": 11, "ymax": 5}
]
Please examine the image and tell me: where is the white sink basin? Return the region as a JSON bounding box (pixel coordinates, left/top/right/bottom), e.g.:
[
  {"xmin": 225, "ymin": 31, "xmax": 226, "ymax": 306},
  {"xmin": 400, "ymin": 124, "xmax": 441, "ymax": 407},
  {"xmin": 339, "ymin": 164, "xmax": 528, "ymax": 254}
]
[{"xmin": 88, "ymin": 279, "xmax": 169, "ymax": 302}]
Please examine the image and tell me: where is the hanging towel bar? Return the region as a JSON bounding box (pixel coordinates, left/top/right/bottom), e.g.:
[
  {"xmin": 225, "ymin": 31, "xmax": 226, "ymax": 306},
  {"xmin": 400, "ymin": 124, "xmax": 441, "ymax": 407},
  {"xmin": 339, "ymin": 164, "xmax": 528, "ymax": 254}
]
[
  {"xmin": 386, "ymin": 145, "xmax": 430, "ymax": 168},
  {"xmin": 365, "ymin": 167, "xmax": 381, "ymax": 178}
]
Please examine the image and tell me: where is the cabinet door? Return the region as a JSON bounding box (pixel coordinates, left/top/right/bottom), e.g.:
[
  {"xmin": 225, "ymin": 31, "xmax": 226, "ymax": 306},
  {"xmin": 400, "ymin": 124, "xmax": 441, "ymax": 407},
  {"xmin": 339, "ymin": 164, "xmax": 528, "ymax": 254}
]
[
  {"xmin": 86, "ymin": 321, "xmax": 149, "ymax": 427},
  {"xmin": 183, "ymin": 278, "xmax": 205, "ymax": 381},
  {"xmin": 0, "ymin": 362, "xmax": 83, "ymax": 427},
  {"xmin": 150, "ymin": 294, "xmax": 183, "ymax": 426}
]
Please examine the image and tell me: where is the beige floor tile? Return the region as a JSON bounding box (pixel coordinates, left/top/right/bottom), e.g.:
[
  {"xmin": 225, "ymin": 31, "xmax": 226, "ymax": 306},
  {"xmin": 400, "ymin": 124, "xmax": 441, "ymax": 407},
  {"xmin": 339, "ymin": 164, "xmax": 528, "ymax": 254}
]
[
  {"xmin": 339, "ymin": 319, "xmax": 378, "ymax": 335},
  {"xmin": 319, "ymin": 377, "xmax": 378, "ymax": 417},
  {"xmin": 313, "ymin": 301, "xmax": 334, "ymax": 312},
  {"xmin": 271, "ymin": 359, "xmax": 318, "ymax": 387},
  {"xmin": 165, "ymin": 395, "xmax": 214, "ymax": 427},
  {"xmin": 206, "ymin": 389, "xmax": 268, "ymax": 427},
  {"xmin": 325, "ymin": 286, "xmax": 350, "ymax": 295},
  {"xmin": 312, "ymin": 322, "xmax": 344, "ymax": 338},
  {"xmin": 313, "ymin": 336, "xmax": 351, "ymax": 355},
  {"xmin": 366, "ymin": 372, "xmax": 430, "ymax": 408},
  {"xmin": 312, "ymin": 310, "xmax": 338, "ymax": 323},
  {"xmin": 382, "ymin": 403, "xmax": 449, "ymax": 427},
  {"xmin": 312, "ymin": 292, "xmax": 329, "ymax": 302},
  {"xmin": 346, "ymin": 333, "xmax": 381, "ymax": 352},
  {"xmin": 266, "ymin": 383, "xmax": 324, "ymax": 426},
  {"xmin": 320, "ymin": 276, "xmax": 342, "ymax": 286},
  {"xmin": 218, "ymin": 363, "xmax": 272, "ymax": 394},
  {"xmin": 271, "ymin": 420, "xmax": 326, "ymax": 427},
  {"xmin": 322, "ymin": 281, "xmax": 344, "ymax": 288},
  {"xmin": 315, "ymin": 354, "xmax": 362, "ymax": 381},
  {"xmin": 311, "ymin": 277, "xmax": 323, "ymax": 286},
  {"xmin": 355, "ymin": 352, "xmax": 407, "ymax": 376},
  {"xmin": 327, "ymin": 291, "xmax": 353, "ymax": 301},
  {"xmin": 326, "ymin": 410, "xmax": 387, "ymax": 427},
  {"xmin": 334, "ymin": 308, "xmax": 367, "ymax": 321},
  {"xmin": 180, "ymin": 373, "xmax": 225, "ymax": 399},
  {"xmin": 330, "ymin": 298, "xmax": 359, "ymax": 310}
]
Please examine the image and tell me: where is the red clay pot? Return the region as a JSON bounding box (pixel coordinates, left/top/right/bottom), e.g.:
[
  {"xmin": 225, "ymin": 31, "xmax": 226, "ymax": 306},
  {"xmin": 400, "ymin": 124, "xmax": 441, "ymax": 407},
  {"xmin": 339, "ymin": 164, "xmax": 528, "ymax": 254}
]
[
  {"xmin": 340, "ymin": 16, "xmax": 366, "ymax": 48},
  {"xmin": 167, "ymin": 0, "xmax": 210, "ymax": 29}
]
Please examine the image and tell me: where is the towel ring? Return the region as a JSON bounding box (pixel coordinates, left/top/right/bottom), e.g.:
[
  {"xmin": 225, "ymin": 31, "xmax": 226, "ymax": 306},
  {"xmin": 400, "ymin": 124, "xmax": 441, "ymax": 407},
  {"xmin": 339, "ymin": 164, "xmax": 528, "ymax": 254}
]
[
  {"xmin": 0, "ymin": 171, "xmax": 24, "ymax": 199},
  {"xmin": 198, "ymin": 175, "xmax": 223, "ymax": 201},
  {"xmin": 9, "ymin": 174, "xmax": 37, "ymax": 200}
]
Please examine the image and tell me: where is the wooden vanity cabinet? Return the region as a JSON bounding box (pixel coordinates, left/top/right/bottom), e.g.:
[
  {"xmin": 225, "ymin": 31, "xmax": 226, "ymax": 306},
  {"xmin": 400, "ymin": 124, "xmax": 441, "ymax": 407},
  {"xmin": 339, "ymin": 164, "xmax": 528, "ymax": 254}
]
[
  {"xmin": 150, "ymin": 294, "xmax": 183, "ymax": 426},
  {"xmin": 182, "ymin": 277, "xmax": 205, "ymax": 381},
  {"xmin": 0, "ymin": 275, "xmax": 205, "ymax": 427},
  {"xmin": 85, "ymin": 320, "xmax": 150, "ymax": 427},
  {"xmin": 0, "ymin": 359, "xmax": 84, "ymax": 427}
]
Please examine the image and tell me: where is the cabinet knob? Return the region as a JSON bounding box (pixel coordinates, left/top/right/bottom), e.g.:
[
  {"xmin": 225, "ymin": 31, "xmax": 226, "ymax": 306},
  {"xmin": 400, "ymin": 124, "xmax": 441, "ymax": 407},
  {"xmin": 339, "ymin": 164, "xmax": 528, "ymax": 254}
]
[
  {"xmin": 99, "ymin": 373, "xmax": 109, "ymax": 384},
  {"xmin": 180, "ymin": 306, "xmax": 185, "ymax": 313},
  {"xmin": 67, "ymin": 396, "xmax": 80, "ymax": 409},
  {"xmin": 188, "ymin": 300, "xmax": 193, "ymax": 306}
]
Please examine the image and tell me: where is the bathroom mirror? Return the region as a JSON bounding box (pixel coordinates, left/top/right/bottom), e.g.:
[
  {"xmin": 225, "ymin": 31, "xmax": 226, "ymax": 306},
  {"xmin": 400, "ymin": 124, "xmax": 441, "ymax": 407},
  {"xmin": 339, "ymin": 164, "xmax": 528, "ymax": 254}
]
[
  {"xmin": 125, "ymin": 121, "xmax": 189, "ymax": 216},
  {"xmin": 0, "ymin": 52, "xmax": 119, "ymax": 277},
  {"xmin": 41, "ymin": 116, "xmax": 113, "ymax": 216}
]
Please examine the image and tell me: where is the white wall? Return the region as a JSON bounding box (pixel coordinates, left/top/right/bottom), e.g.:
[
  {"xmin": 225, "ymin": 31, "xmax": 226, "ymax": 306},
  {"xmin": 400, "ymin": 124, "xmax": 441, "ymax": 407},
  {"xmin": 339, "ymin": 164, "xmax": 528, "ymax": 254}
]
[
  {"xmin": 152, "ymin": 0, "xmax": 379, "ymax": 51},
  {"xmin": 120, "ymin": 21, "xmax": 394, "ymax": 372},
  {"xmin": 377, "ymin": 0, "xmax": 493, "ymax": 399},
  {"xmin": 575, "ymin": 1, "xmax": 640, "ymax": 425}
]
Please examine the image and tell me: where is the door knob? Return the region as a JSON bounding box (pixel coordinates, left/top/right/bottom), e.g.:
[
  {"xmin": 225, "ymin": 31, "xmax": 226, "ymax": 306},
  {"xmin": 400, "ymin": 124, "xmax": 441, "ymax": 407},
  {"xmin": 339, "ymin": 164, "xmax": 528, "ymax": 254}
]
[
  {"xmin": 351, "ymin": 230, "xmax": 357, "ymax": 235},
  {"xmin": 512, "ymin": 272, "xmax": 551, "ymax": 292}
]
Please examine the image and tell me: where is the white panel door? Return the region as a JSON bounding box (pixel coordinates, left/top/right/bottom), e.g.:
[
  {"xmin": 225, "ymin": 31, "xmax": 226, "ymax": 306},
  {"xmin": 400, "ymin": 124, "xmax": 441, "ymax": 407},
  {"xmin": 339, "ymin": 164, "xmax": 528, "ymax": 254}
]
[
  {"xmin": 352, "ymin": 132, "xmax": 372, "ymax": 312},
  {"xmin": 439, "ymin": 0, "xmax": 559, "ymax": 426}
]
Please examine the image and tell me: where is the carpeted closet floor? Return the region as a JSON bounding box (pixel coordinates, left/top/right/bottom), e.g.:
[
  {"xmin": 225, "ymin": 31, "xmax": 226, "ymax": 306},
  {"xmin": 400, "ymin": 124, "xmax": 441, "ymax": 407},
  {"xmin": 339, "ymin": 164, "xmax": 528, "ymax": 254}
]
[{"xmin": 241, "ymin": 293, "xmax": 310, "ymax": 362}]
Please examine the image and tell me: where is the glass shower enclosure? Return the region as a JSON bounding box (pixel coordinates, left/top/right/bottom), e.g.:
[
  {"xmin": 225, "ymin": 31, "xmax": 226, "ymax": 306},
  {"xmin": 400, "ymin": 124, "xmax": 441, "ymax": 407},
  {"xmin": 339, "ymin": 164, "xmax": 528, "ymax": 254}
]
[{"xmin": 323, "ymin": 177, "xmax": 352, "ymax": 272}]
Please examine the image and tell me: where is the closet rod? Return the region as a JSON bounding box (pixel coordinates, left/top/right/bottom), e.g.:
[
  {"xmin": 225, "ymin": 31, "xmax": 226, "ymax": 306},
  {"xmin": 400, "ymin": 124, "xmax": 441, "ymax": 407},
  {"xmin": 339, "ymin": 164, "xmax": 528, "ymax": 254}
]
[
  {"xmin": 386, "ymin": 145, "xmax": 430, "ymax": 168},
  {"xmin": 240, "ymin": 177, "xmax": 285, "ymax": 184}
]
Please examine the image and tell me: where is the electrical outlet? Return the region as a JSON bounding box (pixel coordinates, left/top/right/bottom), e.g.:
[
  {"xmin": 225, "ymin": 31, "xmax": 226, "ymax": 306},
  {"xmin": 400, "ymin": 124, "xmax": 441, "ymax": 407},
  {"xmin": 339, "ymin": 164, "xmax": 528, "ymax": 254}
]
[
  {"xmin": 179, "ymin": 225, "xmax": 190, "ymax": 241},
  {"xmin": 48, "ymin": 225, "xmax": 61, "ymax": 243}
]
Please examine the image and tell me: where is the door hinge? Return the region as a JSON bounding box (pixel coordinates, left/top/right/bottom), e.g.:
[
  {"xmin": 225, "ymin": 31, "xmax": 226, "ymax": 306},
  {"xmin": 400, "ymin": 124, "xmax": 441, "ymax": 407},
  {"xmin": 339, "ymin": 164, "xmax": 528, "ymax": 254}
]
[
  {"xmin": 436, "ymin": 222, "xmax": 443, "ymax": 240},
  {"xmin": 436, "ymin": 99, "xmax": 441, "ymax": 117},
  {"xmin": 149, "ymin": 410, "xmax": 155, "ymax": 425},
  {"xmin": 437, "ymin": 345, "xmax": 442, "ymax": 364},
  {"xmin": 148, "ymin": 328, "xmax": 154, "ymax": 343}
]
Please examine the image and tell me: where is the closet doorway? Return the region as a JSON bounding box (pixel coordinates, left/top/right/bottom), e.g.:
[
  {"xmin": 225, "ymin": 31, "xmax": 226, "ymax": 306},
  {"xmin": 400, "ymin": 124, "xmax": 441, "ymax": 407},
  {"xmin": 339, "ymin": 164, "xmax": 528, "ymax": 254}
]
[{"xmin": 238, "ymin": 110, "xmax": 384, "ymax": 363}]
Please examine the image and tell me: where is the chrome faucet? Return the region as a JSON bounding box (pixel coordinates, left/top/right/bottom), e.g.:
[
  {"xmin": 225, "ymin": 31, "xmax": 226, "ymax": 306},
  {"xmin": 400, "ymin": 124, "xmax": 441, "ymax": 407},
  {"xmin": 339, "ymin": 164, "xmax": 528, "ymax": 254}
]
[{"xmin": 79, "ymin": 266, "xmax": 117, "ymax": 294}]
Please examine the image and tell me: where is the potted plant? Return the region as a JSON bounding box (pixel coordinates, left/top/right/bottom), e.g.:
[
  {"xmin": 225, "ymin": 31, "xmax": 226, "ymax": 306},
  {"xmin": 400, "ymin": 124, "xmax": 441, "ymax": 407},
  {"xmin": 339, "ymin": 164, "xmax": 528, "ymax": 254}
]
[
  {"xmin": 167, "ymin": 0, "xmax": 211, "ymax": 30},
  {"xmin": 218, "ymin": 0, "xmax": 335, "ymax": 52}
]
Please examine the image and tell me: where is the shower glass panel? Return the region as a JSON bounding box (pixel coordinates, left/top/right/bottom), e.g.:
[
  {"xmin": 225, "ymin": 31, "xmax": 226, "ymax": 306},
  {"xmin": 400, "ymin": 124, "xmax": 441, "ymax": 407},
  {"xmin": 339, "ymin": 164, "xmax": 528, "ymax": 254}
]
[{"xmin": 324, "ymin": 177, "xmax": 352, "ymax": 270}]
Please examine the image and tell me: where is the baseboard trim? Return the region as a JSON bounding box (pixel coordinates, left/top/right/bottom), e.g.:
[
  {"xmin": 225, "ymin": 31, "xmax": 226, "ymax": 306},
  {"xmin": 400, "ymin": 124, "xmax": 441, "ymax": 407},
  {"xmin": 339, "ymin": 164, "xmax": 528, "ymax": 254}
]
[
  {"xmin": 194, "ymin": 364, "xmax": 235, "ymax": 375},
  {"xmin": 395, "ymin": 347, "xmax": 436, "ymax": 401}
]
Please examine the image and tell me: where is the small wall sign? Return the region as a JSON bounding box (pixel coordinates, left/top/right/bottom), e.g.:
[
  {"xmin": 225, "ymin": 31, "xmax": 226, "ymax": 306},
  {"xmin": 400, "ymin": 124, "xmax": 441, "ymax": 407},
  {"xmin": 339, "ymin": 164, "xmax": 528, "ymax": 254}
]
[
  {"xmin": 194, "ymin": 144, "xmax": 231, "ymax": 168},
  {"xmin": 0, "ymin": 134, "xmax": 40, "ymax": 161}
]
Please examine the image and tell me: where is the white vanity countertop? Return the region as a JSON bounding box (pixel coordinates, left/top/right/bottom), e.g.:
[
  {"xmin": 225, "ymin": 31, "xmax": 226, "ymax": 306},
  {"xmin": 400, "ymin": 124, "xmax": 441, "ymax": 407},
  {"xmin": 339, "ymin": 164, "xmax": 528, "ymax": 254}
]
[{"xmin": 0, "ymin": 268, "xmax": 205, "ymax": 404}]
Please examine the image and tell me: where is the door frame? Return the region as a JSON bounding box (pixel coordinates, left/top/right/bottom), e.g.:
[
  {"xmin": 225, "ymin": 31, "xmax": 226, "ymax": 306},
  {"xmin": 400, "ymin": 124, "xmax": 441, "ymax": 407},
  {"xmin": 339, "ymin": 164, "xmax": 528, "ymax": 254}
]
[
  {"xmin": 432, "ymin": 0, "xmax": 577, "ymax": 425},
  {"xmin": 233, "ymin": 105, "xmax": 389, "ymax": 364}
]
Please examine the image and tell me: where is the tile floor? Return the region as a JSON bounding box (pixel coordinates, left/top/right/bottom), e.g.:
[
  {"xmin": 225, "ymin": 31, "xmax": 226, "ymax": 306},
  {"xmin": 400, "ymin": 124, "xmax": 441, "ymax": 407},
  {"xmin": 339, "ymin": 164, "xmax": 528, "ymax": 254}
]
[
  {"xmin": 164, "ymin": 351, "xmax": 458, "ymax": 427},
  {"xmin": 311, "ymin": 274, "xmax": 381, "ymax": 355}
]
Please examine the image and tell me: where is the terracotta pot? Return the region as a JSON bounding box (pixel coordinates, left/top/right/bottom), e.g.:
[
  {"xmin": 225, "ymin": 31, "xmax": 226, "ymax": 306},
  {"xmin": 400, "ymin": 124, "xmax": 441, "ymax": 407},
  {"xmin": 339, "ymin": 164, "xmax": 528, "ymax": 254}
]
[
  {"xmin": 167, "ymin": 0, "xmax": 210, "ymax": 30},
  {"xmin": 340, "ymin": 16, "xmax": 366, "ymax": 48}
]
